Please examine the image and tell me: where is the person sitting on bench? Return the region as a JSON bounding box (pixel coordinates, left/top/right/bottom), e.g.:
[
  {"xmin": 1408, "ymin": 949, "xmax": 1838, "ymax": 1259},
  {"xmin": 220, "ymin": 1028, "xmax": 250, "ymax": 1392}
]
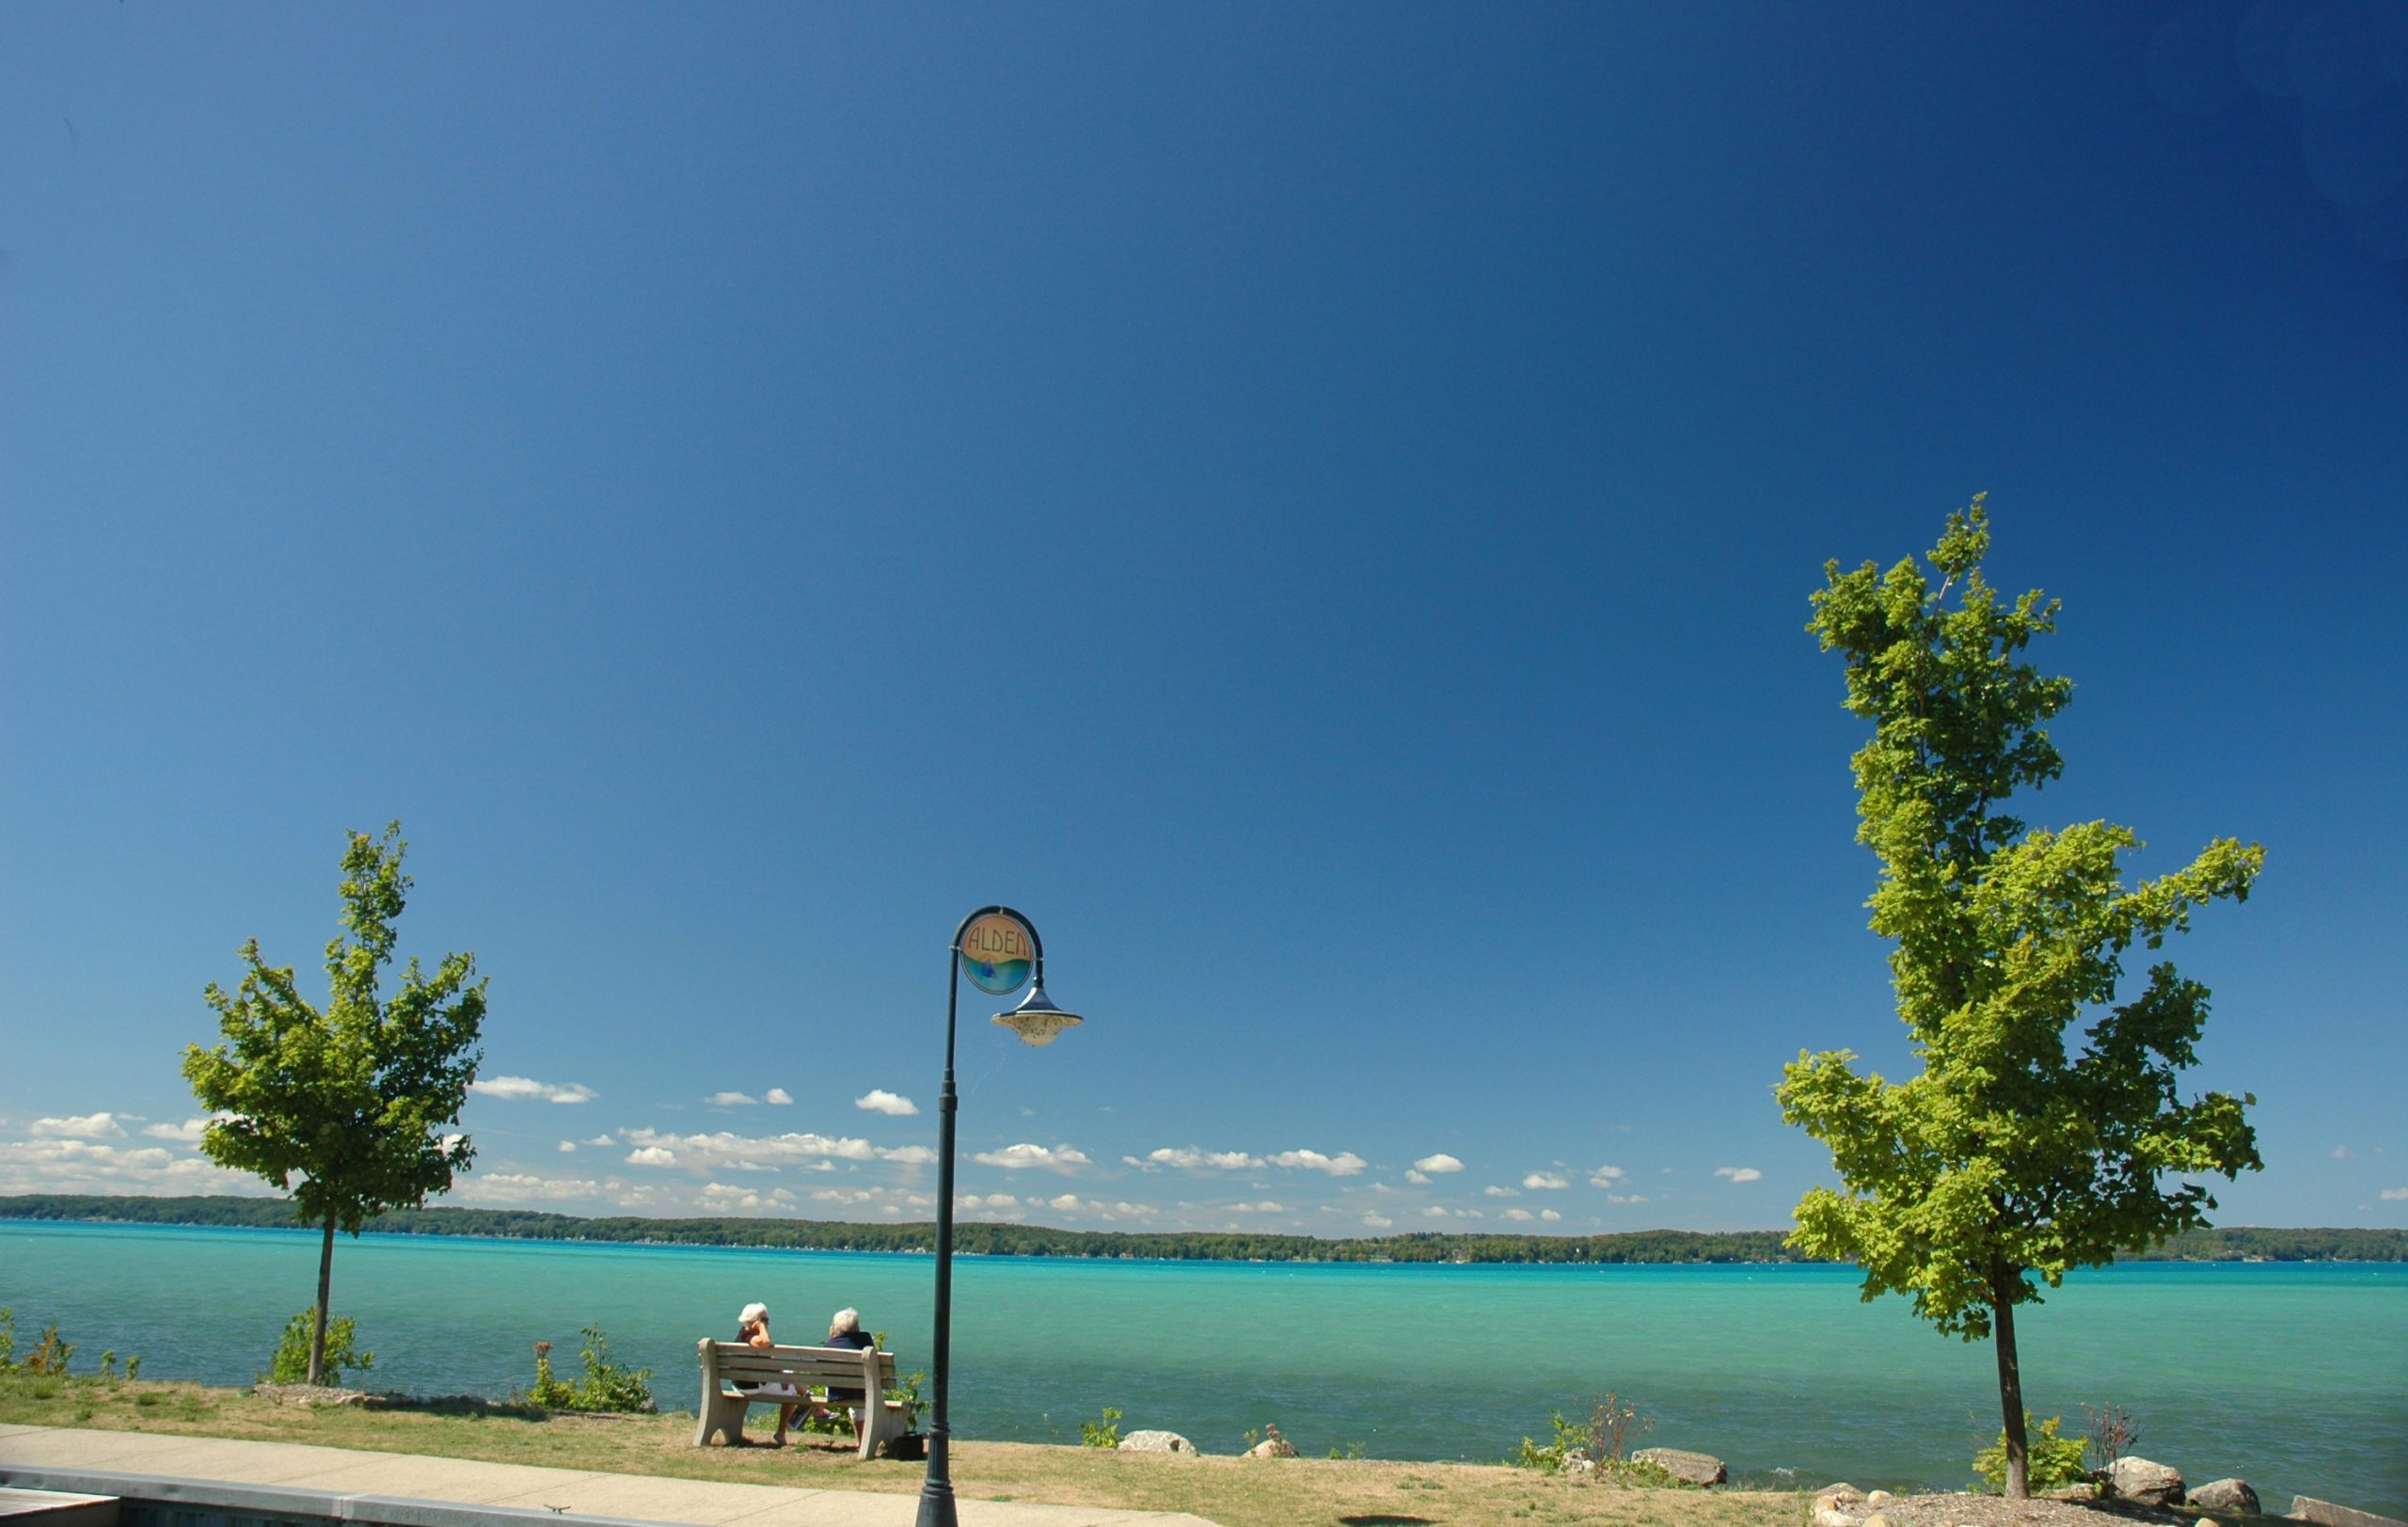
[
  {"xmin": 813, "ymin": 1308, "xmax": 875, "ymax": 1445},
  {"xmin": 736, "ymin": 1302, "xmax": 802, "ymax": 1445}
]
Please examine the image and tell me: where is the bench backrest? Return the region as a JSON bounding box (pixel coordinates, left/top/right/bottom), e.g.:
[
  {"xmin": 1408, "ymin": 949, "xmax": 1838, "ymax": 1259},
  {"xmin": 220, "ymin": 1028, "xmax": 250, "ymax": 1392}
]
[{"xmin": 701, "ymin": 1340, "xmax": 896, "ymax": 1391}]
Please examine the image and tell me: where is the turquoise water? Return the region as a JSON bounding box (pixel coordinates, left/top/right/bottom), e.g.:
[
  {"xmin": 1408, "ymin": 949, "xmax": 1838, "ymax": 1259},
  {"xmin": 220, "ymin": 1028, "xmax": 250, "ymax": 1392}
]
[{"xmin": 4, "ymin": 1220, "xmax": 2401, "ymax": 1514}]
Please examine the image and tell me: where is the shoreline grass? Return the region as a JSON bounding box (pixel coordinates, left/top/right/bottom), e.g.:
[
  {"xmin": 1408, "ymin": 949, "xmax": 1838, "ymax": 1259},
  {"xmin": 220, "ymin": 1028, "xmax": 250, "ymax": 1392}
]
[{"xmin": 0, "ymin": 1373, "xmax": 1809, "ymax": 1527}]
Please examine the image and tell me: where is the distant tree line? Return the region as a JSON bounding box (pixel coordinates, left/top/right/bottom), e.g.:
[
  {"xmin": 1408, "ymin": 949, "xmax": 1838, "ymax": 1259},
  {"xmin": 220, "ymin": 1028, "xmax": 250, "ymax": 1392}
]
[{"xmin": 3, "ymin": 1194, "xmax": 2399, "ymax": 1264}]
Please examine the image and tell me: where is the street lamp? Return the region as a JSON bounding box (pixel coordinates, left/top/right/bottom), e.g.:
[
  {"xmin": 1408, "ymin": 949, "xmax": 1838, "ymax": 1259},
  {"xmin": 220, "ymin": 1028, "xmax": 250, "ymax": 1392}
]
[{"xmin": 918, "ymin": 906, "xmax": 1082, "ymax": 1527}]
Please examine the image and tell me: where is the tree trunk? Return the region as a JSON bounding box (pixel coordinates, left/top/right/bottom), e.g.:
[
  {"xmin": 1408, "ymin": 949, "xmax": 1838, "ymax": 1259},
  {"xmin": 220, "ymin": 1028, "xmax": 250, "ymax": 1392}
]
[
  {"xmin": 309, "ymin": 1212, "xmax": 335, "ymax": 1387},
  {"xmin": 1991, "ymin": 1262, "xmax": 2029, "ymax": 1498}
]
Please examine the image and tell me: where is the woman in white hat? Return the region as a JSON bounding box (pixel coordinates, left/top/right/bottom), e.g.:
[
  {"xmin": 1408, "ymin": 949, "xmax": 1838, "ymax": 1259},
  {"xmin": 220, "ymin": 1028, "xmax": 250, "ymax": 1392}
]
[{"xmin": 736, "ymin": 1302, "xmax": 801, "ymax": 1444}]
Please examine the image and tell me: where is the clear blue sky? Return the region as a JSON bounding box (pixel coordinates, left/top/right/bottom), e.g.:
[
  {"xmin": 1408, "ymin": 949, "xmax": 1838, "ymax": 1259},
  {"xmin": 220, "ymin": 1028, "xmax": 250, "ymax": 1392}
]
[{"xmin": 4, "ymin": 3, "xmax": 2402, "ymax": 1237}]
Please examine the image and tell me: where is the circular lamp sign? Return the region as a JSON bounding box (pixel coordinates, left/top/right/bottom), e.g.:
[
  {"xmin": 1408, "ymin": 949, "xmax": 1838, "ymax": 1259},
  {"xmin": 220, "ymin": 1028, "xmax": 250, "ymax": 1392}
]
[{"xmin": 959, "ymin": 911, "xmax": 1036, "ymax": 996}]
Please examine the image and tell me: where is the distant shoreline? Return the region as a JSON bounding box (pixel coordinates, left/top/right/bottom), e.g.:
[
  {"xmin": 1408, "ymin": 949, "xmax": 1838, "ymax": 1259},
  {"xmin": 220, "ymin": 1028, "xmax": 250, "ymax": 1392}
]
[{"xmin": 5, "ymin": 1194, "xmax": 2400, "ymax": 1265}]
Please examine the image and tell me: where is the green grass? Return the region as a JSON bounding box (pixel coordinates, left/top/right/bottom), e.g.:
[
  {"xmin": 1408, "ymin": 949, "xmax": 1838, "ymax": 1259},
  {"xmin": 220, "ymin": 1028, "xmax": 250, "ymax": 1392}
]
[{"xmin": 0, "ymin": 1373, "xmax": 1811, "ymax": 1527}]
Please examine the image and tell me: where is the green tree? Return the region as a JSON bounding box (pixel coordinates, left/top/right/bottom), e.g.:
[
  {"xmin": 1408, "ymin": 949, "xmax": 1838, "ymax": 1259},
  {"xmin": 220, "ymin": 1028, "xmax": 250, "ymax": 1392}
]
[
  {"xmin": 1775, "ymin": 500, "xmax": 2262, "ymax": 1497},
  {"xmin": 184, "ymin": 823, "xmax": 486, "ymax": 1386}
]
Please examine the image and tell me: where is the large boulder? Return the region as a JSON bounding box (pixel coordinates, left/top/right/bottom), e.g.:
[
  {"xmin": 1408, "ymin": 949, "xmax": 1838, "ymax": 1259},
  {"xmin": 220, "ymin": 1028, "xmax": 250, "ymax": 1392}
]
[
  {"xmin": 2108, "ymin": 1456, "xmax": 2187, "ymax": 1507},
  {"xmin": 1634, "ymin": 1447, "xmax": 1728, "ymax": 1487},
  {"xmin": 1246, "ymin": 1426, "xmax": 1297, "ymax": 1459},
  {"xmin": 2188, "ymin": 1478, "xmax": 2261, "ymax": 1514},
  {"xmin": 1118, "ymin": 1429, "xmax": 1200, "ymax": 1455},
  {"xmin": 2289, "ymin": 1497, "xmax": 2408, "ymax": 1527}
]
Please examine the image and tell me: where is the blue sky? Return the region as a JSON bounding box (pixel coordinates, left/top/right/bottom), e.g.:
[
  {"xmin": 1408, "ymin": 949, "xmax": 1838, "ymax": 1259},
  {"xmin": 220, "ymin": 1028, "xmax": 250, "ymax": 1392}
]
[{"xmin": 3, "ymin": 3, "xmax": 2403, "ymax": 1237}]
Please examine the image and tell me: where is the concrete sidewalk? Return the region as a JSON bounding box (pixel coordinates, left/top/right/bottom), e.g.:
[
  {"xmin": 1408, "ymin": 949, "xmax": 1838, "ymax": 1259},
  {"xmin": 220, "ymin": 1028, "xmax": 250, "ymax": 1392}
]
[{"xmin": 0, "ymin": 1424, "xmax": 1219, "ymax": 1527}]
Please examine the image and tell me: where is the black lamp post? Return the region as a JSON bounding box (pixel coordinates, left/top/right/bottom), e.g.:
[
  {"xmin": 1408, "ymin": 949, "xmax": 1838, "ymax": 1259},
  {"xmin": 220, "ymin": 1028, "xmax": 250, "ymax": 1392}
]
[{"xmin": 917, "ymin": 906, "xmax": 1082, "ymax": 1527}]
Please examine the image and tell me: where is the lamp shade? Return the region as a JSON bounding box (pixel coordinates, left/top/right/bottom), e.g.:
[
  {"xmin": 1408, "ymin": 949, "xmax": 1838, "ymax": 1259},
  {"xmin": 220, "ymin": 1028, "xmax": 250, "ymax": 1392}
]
[{"xmin": 991, "ymin": 983, "xmax": 1083, "ymax": 1046}]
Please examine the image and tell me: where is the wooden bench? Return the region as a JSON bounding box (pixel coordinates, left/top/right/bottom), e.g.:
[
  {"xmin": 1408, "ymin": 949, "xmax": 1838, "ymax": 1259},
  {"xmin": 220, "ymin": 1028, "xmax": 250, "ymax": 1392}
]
[{"xmin": 693, "ymin": 1339, "xmax": 908, "ymax": 1460}]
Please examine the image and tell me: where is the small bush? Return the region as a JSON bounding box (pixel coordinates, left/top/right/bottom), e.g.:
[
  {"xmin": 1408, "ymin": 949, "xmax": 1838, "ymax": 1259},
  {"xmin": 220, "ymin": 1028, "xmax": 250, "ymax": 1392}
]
[
  {"xmin": 262, "ymin": 1312, "xmax": 373, "ymax": 1385},
  {"xmin": 0, "ymin": 1308, "xmax": 15, "ymax": 1372},
  {"xmin": 2083, "ymin": 1402, "xmax": 2141, "ymax": 1471},
  {"xmin": 25, "ymin": 1325, "xmax": 77, "ymax": 1376},
  {"xmin": 1080, "ymin": 1406, "xmax": 1123, "ymax": 1448},
  {"xmin": 1512, "ymin": 1392, "xmax": 1656, "ymax": 1479},
  {"xmin": 523, "ymin": 1328, "xmax": 653, "ymax": 1412},
  {"xmin": 1974, "ymin": 1414, "xmax": 2089, "ymax": 1493}
]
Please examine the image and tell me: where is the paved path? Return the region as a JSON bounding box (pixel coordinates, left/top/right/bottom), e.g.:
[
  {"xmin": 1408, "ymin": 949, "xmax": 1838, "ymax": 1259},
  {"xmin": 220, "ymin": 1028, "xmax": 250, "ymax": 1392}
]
[{"xmin": 0, "ymin": 1424, "xmax": 1219, "ymax": 1527}]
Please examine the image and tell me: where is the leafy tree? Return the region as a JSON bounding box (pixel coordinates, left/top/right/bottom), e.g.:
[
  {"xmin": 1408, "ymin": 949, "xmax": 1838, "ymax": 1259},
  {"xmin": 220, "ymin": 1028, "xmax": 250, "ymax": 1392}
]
[
  {"xmin": 184, "ymin": 824, "xmax": 485, "ymax": 1386},
  {"xmin": 1775, "ymin": 501, "xmax": 2262, "ymax": 1496}
]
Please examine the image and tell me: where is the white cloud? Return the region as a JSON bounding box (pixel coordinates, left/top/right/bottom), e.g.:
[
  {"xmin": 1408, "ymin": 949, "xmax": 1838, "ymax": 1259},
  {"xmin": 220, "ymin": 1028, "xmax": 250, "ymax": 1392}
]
[
  {"xmin": 558, "ymin": 1140, "xmax": 578, "ymax": 1153},
  {"xmin": 697, "ymin": 1182, "xmax": 800, "ymax": 1214},
  {"xmin": 1133, "ymin": 1146, "xmax": 1265, "ymax": 1171},
  {"xmin": 971, "ymin": 1142, "xmax": 1091, "ymax": 1172},
  {"xmin": 1229, "ymin": 1201, "xmax": 1286, "ymax": 1214},
  {"xmin": 2332, "ymin": 1145, "xmax": 2356, "ymax": 1160},
  {"xmin": 1523, "ymin": 1171, "xmax": 1569, "ymax": 1190},
  {"xmin": 956, "ymin": 1193, "xmax": 1020, "ymax": 1210},
  {"xmin": 142, "ymin": 1118, "xmax": 212, "ymax": 1144},
  {"xmin": 452, "ymin": 1172, "xmax": 609, "ymax": 1204},
  {"xmin": 31, "ymin": 1114, "xmax": 126, "ymax": 1139},
  {"xmin": 2381, "ymin": 1187, "xmax": 2408, "ymax": 1201},
  {"xmin": 1502, "ymin": 1208, "xmax": 1535, "ymax": 1222},
  {"xmin": 1405, "ymin": 1171, "xmax": 1429, "ymax": 1185},
  {"xmin": 619, "ymin": 1127, "xmax": 934, "ymax": 1171},
  {"xmin": 626, "ymin": 1146, "xmax": 678, "ymax": 1166},
  {"xmin": 1541, "ymin": 1209, "xmax": 1561, "ymax": 1222},
  {"xmin": 1268, "ymin": 1149, "xmax": 1368, "ymax": 1176},
  {"xmin": 856, "ymin": 1090, "xmax": 919, "ymax": 1117},
  {"xmin": 1606, "ymin": 1193, "xmax": 1651, "ymax": 1204},
  {"xmin": 1483, "ymin": 1185, "xmax": 1520, "ymax": 1198},
  {"xmin": 1715, "ymin": 1166, "xmax": 1763, "ymax": 1184},
  {"xmin": 1413, "ymin": 1153, "xmax": 1465, "ymax": 1175},
  {"xmin": 0, "ymin": 1137, "xmax": 260, "ymax": 1197},
  {"xmin": 765, "ymin": 1089, "xmax": 794, "ymax": 1106},
  {"xmin": 706, "ymin": 1091, "xmax": 760, "ymax": 1107},
  {"xmin": 470, "ymin": 1076, "xmax": 596, "ymax": 1105},
  {"xmin": 1361, "ymin": 1213, "xmax": 1393, "ymax": 1229},
  {"xmin": 583, "ymin": 1134, "xmax": 616, "ymax": 1147},
  {"xmin": 1589, "ymin": 1165, "xmax": 1627, "ymax": 1185}
]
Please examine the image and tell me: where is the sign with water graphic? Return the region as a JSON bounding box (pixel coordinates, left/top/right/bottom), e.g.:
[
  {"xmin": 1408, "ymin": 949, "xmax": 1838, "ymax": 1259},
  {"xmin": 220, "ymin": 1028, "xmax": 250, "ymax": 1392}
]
[{"xmin": 959, "ymin": 911, "xmax": 1035, "ymax": 996}]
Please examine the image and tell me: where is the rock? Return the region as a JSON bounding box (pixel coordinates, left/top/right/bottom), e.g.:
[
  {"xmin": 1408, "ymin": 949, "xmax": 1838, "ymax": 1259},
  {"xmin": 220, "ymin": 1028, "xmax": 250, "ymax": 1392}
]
[
  {"xmin": 1117, "ymin": 1429, "xmax": 1200, "ymax": 1455},
  {"xmin": 1865, "ymin": 1489, "xmax": 1895, "ymax": 1506},
  {"xmin": 2043, "ymin": 1483, "xmax": 2102, "ymax": 1501},
  {"xmin": 1565, "ymin": 1455, "xmax": 1597, "ymax": 1476},
  {"xmin": 1815, "ymin": 1485, "xmax": 1868, "ymax": 1508},
  {"xmin": 1862, "ymin": 1514, "xmax": 1892, "ymax": 1527},
  {"xmin": 1812, "ymin": 1507, "xmax": 1861, "ymax": 1527},
  {"xmin": 1246, "ymin": 1436, "xmax": 1297, "ymax": 1458},
  {"xmin": 1634, "ymin": 1446, "xmax": 1728, "ymax": 1487},
  {"xmin": 2189, "ymin": 1478, "xmax": 2262, "ymax": 1514},
  {"xmin": 249, "ymin": 1384, "xmax": 366, "ymax": 1408},
  {"xmin": 2289, "ymin": 1497, "xmax": 2408, "ymax": 1527},
  {"xmin": 2108, "ymin": 1456, "xmax": 2187, "ymax": 1507}
]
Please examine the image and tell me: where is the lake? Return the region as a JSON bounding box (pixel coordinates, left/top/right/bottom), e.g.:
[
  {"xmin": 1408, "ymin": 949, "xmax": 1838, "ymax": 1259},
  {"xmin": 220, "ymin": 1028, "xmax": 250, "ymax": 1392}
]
[{"xmin": 3, "ymin": 1220, "xmax": 2401, "ymax": 1515}]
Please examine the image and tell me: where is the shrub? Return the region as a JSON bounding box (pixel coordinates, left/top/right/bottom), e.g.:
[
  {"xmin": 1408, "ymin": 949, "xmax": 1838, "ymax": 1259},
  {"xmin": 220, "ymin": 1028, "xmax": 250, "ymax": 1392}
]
[
  {"xmin": 262, "ymin": 1312, "xmax": 372, "ymax": 1385},
  {"xmin": 1512, "ymin": 1392, "xmax": 1657, "ymax": 1480},
  {"xmin": 1974, "ymin": 1414, "xmax": 2089, "ymax": 1493},
  {"xmin": 0, "ymin": 1308, "xmax": 15, "ymax": 1372},
  {"xmin": 1080, "ymin": 1406, "xmax": 1123, "ymax": 1448},
  {"xmin": 26, "ymin": 1325, "xmax": 77, "ymax": 1377},
  {"xmin": 523, "ymin": 1328, "xmax": 653, "ymax": 1413},
  {"xmin": 2083, "ymin": 1403, "xmax": 2141, "ymax": 1471}
]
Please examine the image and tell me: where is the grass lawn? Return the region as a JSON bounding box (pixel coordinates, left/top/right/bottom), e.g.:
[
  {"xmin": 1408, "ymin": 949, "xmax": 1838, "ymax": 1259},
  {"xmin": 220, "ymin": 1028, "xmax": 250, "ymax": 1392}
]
[{"xmin": 0, "ymin": 1373, "xmax": 1811, "ymax": 1527}]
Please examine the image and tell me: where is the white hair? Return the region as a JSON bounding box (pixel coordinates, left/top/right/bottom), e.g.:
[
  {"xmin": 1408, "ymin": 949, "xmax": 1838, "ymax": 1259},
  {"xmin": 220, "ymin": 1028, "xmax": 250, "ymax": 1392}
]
[{"xmin": 831, "ymin": 1307, "xmax": 860, "ymax": 1334}]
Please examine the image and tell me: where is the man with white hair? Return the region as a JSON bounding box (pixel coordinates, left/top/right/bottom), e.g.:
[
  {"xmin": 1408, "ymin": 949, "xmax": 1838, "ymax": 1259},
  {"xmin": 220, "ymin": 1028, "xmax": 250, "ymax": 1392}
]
[{"xmin": 814, "ymin": 1307, "xmax": 877, "ymax": 1448}]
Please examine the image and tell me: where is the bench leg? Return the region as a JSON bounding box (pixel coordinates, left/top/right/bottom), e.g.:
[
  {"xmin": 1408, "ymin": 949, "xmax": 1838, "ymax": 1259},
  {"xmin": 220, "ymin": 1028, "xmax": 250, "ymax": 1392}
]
[
  {"xmin": 857, "ymin": 1400, "xmax": 906, "ymax": 1461},
  {"xmin": 695, "ymin": 1391, "xmax": 748, "ymax": 1447}
]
